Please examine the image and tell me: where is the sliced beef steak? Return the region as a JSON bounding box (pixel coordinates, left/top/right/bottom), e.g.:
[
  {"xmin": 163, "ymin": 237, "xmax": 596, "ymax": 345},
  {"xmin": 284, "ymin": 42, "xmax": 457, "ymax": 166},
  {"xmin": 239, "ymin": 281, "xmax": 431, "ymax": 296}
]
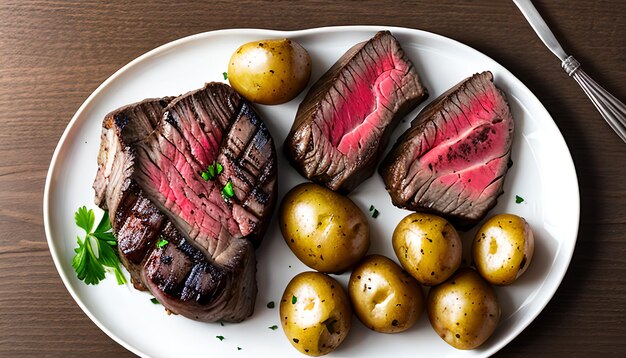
[
  {"xmin": 284, "ymin": 31, "xmax": 428, "ymax": 193},
  {"xmin": 379, "ymin": 72, "xmax": 514, "ymax": 228},
  {"xmin": 93, "ymin": 83, "xmax": 277, "ymax": 322}
]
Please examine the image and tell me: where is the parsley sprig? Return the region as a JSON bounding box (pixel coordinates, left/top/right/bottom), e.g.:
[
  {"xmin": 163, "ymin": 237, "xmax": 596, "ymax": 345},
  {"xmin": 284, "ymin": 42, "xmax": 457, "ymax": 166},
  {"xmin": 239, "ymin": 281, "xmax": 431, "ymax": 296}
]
[{"xmin": 72, "ymin": 206, "xmax": 126, "ymax": 285}]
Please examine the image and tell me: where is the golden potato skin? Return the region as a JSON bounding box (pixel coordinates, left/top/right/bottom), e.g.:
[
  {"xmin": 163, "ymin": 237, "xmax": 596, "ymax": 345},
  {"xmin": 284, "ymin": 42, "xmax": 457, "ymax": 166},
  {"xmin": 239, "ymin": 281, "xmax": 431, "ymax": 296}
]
[
  {"xmin": 427, "ymin": 268, "xmax": 500, "ymax": 350},
  {"xmin": 228, "ymin": 38, "xmax": 311, "ymax": 105},
  {"xmin": 280, "ymin": 272, "xmax": 351, "ymax": 356},
  {"xmin": 392, "ymin": 213, "xmax": 462, "ymax": 286},
  {"xmin": 279, "ymin": 183, "xmax": 370, "ymax": 273},
  {"xmin": 349, "ymin": 255, "xmax": 424, "ymax": 333},
  {"xmin": 472, "ymin": 214, "xmax": 535, "ymax": 285}
]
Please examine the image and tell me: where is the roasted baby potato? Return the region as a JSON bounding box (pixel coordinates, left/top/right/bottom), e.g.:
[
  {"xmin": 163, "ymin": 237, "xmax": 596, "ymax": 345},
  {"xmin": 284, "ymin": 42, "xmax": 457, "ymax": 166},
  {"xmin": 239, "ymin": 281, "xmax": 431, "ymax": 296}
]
[
  {"xmin": 473, "ymin": 214, "xmax": 534, "ymax": 285},
  {"xmin": 392, "ymin": 213, "xmax": 462, "ymax": 285},
  {"xmin": 279, "ymin": 182, "xmax": 370, "ymax": 273},
  {"xmin": 280, "ymin": 272, "xmax": 351, "ymax": 356},
  {"xmin": 228, "ymin": 38, "xmax": 311, "ymax": 104},
  {"xmin": 427, "ymin": 268, "xmax": 500, "ymax": 350},
  {"xmin": 349, "ymin": 255, "xmax": 424, "ymax": 333}
]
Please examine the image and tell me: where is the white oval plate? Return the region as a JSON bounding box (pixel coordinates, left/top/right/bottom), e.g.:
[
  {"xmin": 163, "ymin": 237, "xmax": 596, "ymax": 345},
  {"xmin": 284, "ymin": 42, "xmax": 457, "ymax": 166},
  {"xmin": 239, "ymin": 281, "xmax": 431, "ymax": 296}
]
[{"xmin": 44, "ymin": 26, "xmax": 579, "ymax": 357}]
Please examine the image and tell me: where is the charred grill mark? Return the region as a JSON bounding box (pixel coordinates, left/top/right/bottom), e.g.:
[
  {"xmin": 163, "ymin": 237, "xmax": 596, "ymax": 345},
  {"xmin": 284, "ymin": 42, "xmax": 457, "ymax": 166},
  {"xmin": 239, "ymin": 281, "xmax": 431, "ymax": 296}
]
[
  {"xmin": 113, "ymin": 112, "xmax": 130, "ymax": 130},
  {"xmin": 163, "ymin": 111, "xmax": 179, "ymax": 131},
  {"xmin": 181, "ymin": 261, "xmax": 228, "ymax": 304}
]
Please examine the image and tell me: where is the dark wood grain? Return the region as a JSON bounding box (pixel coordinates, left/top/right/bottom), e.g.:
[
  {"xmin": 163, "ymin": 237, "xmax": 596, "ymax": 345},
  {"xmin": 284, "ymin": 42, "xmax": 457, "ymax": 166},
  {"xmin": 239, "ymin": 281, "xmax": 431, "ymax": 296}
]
[{"xmin": 1, "ymin": 0, "xmax": 624, "ymax": 356}]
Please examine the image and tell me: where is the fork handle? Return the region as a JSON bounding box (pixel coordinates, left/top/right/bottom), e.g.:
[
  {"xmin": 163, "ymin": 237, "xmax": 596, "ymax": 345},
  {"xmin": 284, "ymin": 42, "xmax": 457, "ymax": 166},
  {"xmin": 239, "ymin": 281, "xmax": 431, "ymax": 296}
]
[{"xmin": 562, "ymin": 56, "xmax": 626, "ymax": 143}]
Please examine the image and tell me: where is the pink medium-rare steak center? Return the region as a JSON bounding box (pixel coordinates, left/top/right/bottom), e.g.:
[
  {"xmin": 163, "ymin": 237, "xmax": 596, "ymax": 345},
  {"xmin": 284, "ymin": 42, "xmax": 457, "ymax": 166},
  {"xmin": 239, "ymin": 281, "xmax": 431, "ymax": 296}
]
[
  {"xmin": 141, "ymin": 114, "xmax": 241, "ymax": 242},
  {"xmin": 416, "ymin": 92, "xmax": 510, "ymax": 196},
  {"xmin": 379, "ymin": 71, "xmax": 514, "ymax": 228},
  {"xmin": 135, "ymin": 84, "xmax": 276, "ymax": 257},
  {"xmin": 284, "ymin": 30, "xmax": 428, "ymax": 193},
  {"xmin": 324, "ymin": 55, "xmax": 409, "ymax": 156}
]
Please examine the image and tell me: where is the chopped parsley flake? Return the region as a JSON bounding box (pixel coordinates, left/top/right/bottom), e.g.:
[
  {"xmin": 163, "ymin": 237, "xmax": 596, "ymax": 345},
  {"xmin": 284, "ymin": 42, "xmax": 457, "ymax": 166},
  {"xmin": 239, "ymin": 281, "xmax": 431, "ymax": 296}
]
[
  {"xmin": 150, "ymin": 298, "xmax": 160, "ymax": 304},
  {"xmin": 222, "ymin": 181, "xmax": 234, "ymax": 199},
  {"xmin": 266, "ymin": 301, "xmax": 275, "ymax": 309},
  {"xmin": 223, "ymin": 72, "xmax": 228, "ymax": 80},
  {"xmin": 368, "ymin": 205, "xmax": 379, "ymax": 218},
  {"xmin": 515, "ymin": 195, "xmax": 525, "ymax": 204},
  {"xmin": 269, "ymin": 325, "xmax": 278, "ymax": 330},
  {"xmin": 291, "ymin": 295, "xmax": 297, "ymax": 304},
  {"xmin": 156, "ymin": 238, "xmax": 169, "ymax": 248},
  {"xmin": 216, "ymin": 335, "xmax": 225, "ymax": 341},
  {"xmin": 201, "ymin": 161, "xmax": 224, "ymax": 181}
]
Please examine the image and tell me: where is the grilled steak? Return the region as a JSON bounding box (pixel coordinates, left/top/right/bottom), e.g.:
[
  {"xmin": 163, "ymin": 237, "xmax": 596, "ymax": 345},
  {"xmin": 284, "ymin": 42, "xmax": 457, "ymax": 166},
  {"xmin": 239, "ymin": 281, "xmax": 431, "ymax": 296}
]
[
  {"xmin": 93, "ymin": 83, "xmax": 277, "ymax": 322},
  {"xmin": 379, "ymin": 71, "xmax": 514, "ymax": 228},
  {"xmin": 284, "ymin": 31, "xmax": 428, "ymax": 193}
]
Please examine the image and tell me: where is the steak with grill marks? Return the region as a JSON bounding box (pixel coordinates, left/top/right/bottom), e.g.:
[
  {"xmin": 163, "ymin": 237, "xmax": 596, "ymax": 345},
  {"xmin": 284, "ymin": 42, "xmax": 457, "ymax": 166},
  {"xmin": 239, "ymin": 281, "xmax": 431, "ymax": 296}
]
[
  {"xmin": 284, "ymin": 31, "xmax": 428, "ymax": 193},
  {"xmin": 93, "ymin": 82, "xmax": 277, "ymax": 322},
  {"xmin": 379, "ymin": 71, "xmax": 514, "ymax": 228}
]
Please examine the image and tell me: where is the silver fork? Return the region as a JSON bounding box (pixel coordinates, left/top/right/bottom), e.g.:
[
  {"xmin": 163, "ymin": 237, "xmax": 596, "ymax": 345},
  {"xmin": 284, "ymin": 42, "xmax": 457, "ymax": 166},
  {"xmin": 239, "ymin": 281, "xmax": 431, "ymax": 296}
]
[{"xmin": 513, "ymin": 0, "xmax": 626, "ymax": 143}]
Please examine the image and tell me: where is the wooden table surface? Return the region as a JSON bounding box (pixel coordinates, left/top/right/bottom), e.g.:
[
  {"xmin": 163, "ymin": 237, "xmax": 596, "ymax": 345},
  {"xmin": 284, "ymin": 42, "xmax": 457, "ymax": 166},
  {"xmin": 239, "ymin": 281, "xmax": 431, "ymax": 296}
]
[{"xmin": 1, "ymin": 0, "xmax": 624, "ymax": 356}]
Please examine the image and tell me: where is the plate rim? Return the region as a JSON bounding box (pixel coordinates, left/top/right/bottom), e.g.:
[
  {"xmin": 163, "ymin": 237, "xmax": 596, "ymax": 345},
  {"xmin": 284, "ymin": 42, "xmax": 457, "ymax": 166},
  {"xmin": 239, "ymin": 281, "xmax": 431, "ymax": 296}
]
[{"xmin": 43, "ymin": 25, "xmax": 580, "ymax": 358}]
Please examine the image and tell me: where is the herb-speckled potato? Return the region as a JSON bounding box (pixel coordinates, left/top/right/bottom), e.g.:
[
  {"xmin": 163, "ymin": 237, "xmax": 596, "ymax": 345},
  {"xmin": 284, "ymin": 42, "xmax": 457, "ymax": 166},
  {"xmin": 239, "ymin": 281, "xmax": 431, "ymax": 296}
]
[
  {"xmin": 473, "ymin": 214, "xmax": 534, "ymax": 285},
  {"xmin": 280, "ymin": 272, "xmax": 351, "ymax": 356},
  {"xmin": 392, "ymin": 213, "xmax": 462, "ymax": 285},
  {"xmin": 349, "ymin": 255, "xmax": 424, "ymax": 333},
  {"xmin": 228, "ymin": 38, "xmax": 311, "ymax": 104},
  {"xmin": 427, "ymin": 268, "xmax": 500, "ymax": 350},
  {"xmin": 279, "ymin": 183, "xmax": 370, "ymax": 273}
]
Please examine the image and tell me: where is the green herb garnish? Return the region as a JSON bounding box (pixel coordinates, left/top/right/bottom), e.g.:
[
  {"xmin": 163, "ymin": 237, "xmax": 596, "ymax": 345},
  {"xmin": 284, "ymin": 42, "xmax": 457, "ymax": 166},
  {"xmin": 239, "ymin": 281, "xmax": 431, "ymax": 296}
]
[
  {"xmin": 221, "ymin": 181, "xmax": 234, "ymax": 199},
  {"xmin": 72, "ymin": 207, "xmax": 126, "ymax": 285},
  {"xmin": 223, "ymin": 72, "xmax": 228, "ymax": 80},
  {"xmin": 150, "ymin": 298, "xmax": 160, "ymax": 304},
  {"xmin": 269, "ymin": 325, "xmax": 278, "ymax": 330},
  {"xmin": 267, "ymin": 301, "xmax": 275, "ymax": 309},
  {"xmin": 201, "ymin": 161, "xmax": 224, "ymax": 181},
  {"xmin": 156, "ymin": 238, "xmax": 169, "ymax": 248},
  {"xmin": 515, "ymin": 195, "xmax": 525, "ymax": 204},
  {"xmin": 216, "ymin": 335, "xmax": 225, "ymax": 341},
  {"xmin": 368, "ymin": 205, "xmax": 379, "ymax": 218},
  {"xmin": 291, "ymin": 295, "xmax": 297, "ymax": 304}
]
